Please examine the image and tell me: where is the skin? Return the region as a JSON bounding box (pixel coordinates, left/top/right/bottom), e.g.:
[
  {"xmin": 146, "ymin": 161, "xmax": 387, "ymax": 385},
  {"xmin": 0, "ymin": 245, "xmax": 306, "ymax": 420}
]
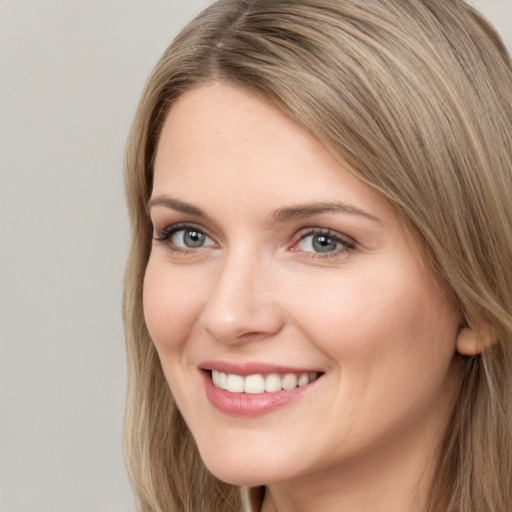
[{"xmin": 143, "ymin": 82, "xmax": 474, "ymax": 512}]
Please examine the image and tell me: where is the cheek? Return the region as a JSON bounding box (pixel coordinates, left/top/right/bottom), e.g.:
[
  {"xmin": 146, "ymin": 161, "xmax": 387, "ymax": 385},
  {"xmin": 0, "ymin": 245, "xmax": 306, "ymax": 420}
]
[
  {"xmin": 142, "ymin": 258, "xmax": 204, "ymax": 353},
  {"xmin": 287, "ymin": 263, "xmax": 459, "ymax": 374},
  {"xmin": 287, "ymin": 266, "xmax": 461, "ymax": 439}
]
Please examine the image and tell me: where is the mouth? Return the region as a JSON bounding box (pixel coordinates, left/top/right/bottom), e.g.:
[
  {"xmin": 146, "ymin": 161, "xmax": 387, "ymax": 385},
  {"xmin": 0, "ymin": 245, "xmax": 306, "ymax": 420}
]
[
  {"xmin": 200, "ymin": 364, "xmax": 324, "ymax": 416},
  {"xmin": 210, "ymin": 370, "xmax": 321, "ymax": 394}
]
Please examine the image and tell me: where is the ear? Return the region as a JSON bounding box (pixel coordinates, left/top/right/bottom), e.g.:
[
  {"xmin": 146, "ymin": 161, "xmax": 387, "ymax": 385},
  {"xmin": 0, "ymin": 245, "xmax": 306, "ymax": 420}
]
[
  {"xmin": 456, "ymin": 320, "xmax": 495, "ymax": 356},
  {"xmin": 456, "ymin": 326, "xmax": 482, "ymax": 356}
]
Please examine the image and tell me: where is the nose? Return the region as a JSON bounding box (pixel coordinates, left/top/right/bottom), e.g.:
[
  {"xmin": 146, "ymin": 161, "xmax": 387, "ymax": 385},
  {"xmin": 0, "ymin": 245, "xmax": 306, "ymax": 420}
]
[{"xmin": 199, "ymin": 251, "xmax": 285, "ymax": 345}]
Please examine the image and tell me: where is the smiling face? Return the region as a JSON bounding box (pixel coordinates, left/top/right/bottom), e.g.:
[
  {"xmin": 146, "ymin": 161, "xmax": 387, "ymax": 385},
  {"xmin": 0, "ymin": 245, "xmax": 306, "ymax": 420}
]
[{"xmin": 143, "ymin": 82, "xmax": 466, "ymax": 501}]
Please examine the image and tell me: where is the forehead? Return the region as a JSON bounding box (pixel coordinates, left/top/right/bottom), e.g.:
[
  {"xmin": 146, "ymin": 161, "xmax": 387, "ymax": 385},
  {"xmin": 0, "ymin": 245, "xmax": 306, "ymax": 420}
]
[
  {"xmin": 152, "ymin": 82, "xmax": 397, "ymax": 227},
  {"xmin": 154, "ymin": 82, "xmax": 316, "ymax": 177}
]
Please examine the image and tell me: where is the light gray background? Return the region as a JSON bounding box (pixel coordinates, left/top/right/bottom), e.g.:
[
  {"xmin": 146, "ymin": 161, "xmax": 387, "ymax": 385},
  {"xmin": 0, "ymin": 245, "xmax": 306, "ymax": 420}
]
[{"xmin": 0, "ymin": 1, "xmax": 510, "ymax": 511}]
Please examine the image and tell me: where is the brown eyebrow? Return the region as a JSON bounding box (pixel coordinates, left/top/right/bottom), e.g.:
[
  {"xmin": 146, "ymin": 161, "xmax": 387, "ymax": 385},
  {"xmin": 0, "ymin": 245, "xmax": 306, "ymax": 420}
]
[
  {"xmin": 147, "ymin": 196, "xmax": 206, "ymax": 217},
  {"xmin": 272, "ymin": 202, "xmax": 380, "ymax": 224},
  {"xmin": 147, "ymin": 196, "xmax": 380, "ymax": 224}
]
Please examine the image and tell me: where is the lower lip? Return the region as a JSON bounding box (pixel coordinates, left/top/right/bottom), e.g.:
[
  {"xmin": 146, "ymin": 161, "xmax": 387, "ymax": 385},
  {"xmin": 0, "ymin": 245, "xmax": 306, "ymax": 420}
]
[{"xmin": 202, "ymin": 371, "xmax": 318, "ymax": 417}]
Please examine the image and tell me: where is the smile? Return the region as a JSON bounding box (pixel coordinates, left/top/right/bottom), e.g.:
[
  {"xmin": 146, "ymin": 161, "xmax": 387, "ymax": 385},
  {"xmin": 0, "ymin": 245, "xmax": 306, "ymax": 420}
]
[
  {"xmin": 202, "ymin": 366, "xmax": 324, "ymax": 416},
  {"xmin": 211, "ymin": 370, "xmax": 319, "ymax": 394}
]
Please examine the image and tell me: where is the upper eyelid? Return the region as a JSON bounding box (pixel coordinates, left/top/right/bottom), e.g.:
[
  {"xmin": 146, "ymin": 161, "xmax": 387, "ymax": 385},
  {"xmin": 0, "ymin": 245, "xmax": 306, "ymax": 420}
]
[
  {"xmin": 292, "ymin": 226, "xmax": 355, "ymax": 243},
  {"xmin": 155, "ymin": 221, "xmax": 210, "ymax": 236},
  {"xmin": 153, "ymin": 222, "xmax": 216, "ymax": 245},
  {"xmin": 148, "ymin": 205, "xmax": 222, "ymax": 237}
]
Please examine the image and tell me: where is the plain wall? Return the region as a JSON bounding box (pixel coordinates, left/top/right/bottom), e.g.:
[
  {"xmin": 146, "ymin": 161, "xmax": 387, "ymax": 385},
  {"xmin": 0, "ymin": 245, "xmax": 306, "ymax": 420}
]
[{"xmin": 0, "ymin": 1, "xmax": 510, "ymax": 511}]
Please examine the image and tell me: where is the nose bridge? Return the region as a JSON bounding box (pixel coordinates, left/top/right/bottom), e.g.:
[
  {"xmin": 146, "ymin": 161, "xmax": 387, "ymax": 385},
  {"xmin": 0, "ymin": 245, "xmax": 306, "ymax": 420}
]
[{"xmin": 200, "ymin": 245, "xmax": 283, "ymax": 343}]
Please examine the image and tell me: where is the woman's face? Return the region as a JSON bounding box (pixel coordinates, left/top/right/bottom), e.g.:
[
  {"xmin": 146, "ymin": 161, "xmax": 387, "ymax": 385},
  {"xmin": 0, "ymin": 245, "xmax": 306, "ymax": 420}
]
[{"xmin": 144, "ymin": 82, "xmax": 465, "ymax": 489}]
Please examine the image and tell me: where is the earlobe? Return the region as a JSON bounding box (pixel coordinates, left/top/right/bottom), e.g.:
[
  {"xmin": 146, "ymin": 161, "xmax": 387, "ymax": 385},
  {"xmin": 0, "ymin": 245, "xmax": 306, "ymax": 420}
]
[
  {"xmin": 456, "ymin": 326, "xmax": 482, "ymax": 356},
  {"xmin": 456, "ymin": 319, "xmax": 496, "ymax": 356}
]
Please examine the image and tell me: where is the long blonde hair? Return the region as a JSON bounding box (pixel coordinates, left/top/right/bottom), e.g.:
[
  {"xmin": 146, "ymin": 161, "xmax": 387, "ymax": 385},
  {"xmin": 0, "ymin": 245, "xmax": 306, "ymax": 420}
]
[{"xmin": 123, "ymin": 1, "xmax": 512, "ymax": 510}]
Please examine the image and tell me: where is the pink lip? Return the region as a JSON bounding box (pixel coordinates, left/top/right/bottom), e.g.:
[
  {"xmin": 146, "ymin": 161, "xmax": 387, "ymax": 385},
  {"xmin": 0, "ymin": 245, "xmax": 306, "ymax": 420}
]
[
  {"xmin": 199, "ymin": 360, "xmax": 321, "ymax": 376},
  {"xmin": 199, "ymin": 364, "xmax": 323, "ymax": 417}
]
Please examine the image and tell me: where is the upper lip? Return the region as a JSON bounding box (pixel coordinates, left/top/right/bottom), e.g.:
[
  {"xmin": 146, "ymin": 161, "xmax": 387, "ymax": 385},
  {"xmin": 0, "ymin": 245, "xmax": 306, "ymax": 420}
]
[{"xmin": 199, "ymin": 360, "xmax": 323, "ymax": 376}]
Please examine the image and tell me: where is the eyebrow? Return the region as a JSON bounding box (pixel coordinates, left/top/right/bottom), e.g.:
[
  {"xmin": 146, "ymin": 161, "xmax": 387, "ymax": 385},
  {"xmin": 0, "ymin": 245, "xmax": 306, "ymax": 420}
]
[
  {"xmin": 147, "ymin": 196, "xmax": 206, "ymax": 217},
  {"xmin": 272, "ymin": 202, "xmax": 380, "ymax": 224},
  {"xmin": 147, "ymin": 195, "xmax": 380, "ymax": 224}
]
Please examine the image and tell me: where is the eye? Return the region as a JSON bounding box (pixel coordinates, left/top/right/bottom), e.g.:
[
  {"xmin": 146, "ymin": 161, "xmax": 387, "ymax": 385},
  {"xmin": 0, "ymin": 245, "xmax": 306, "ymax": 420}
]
[
  {"xmin": 154, "ymin": 224, "xmax": 215, "ymax": 251},
  {"xmin": 294, "ymin": 230, "xmax": 354, "ymax": 255},
  {"xmin": 172, "ymin": 228, "xmax": 214, "ymax": 248}
]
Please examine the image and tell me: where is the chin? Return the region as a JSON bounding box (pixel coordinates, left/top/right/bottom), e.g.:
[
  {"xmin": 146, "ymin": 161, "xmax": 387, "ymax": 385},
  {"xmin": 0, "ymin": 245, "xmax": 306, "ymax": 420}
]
[{"xmin": 198, "ymin": 446, "xmax": 289, "ymax": 487}]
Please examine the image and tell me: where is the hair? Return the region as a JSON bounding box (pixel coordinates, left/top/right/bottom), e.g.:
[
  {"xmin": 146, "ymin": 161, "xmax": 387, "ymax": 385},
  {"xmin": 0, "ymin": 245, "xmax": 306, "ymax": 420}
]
[{"xmin": 123, "ymin": 1, "xmax": 512, "ymax": 511}]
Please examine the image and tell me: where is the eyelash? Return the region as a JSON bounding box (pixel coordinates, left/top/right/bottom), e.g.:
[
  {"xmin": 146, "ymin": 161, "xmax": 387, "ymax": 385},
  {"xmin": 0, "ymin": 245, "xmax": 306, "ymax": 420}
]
[
  {"xmin": 153, "ymin": 223, "xmax": 355, "ymax": 258},
  {"xmin": 292, "ymin": 228, "xmax": 355, "ymax": 258},
  {"xmin": 153, "ymin": 223, "xmax": 215, "ymax": 253}
]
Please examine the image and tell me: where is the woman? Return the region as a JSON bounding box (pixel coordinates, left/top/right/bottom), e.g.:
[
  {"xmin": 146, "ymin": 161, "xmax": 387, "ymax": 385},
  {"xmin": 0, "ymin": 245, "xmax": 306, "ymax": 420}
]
[{"xmin": 123, "ymin": 1, "xmax": 512, "ymax": 511}]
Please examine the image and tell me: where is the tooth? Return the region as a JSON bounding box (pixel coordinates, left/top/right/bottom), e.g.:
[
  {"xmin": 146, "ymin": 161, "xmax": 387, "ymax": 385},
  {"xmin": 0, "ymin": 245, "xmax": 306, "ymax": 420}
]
[
  {"xmin": 297, "ymin": 373, "xmax": 309, "ymax": 387},
  {"xmin": 265, "ymin": 373, "xmax": 282, "ymax": 393},
  {"xmin": 218, "ymin": 372, "xmax": 228, "ymax": 390},
  {"xmin": 215, "ymin": 370, "xmax": 318, "ymax": 393},
  {"xmin": 244, "ymin": 374, "xmax": 265, "ymax": 394},
  {"xmin": 282, "ymin": 373, "xmax": 298, "ymax": 390},
  {"xmin": 226, "ymin": 374, "xmax": 244, "ymax": 393}
]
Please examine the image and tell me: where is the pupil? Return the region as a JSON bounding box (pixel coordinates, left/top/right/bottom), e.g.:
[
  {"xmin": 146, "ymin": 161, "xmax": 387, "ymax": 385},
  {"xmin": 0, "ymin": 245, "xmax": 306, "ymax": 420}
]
[
  {"xmin": 184, "ymin": 230, "xmax": 204, "ymax": 247},
  {"xmin": 312, "ymin": 235, "xmax": 336, "ymax": 253}
]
